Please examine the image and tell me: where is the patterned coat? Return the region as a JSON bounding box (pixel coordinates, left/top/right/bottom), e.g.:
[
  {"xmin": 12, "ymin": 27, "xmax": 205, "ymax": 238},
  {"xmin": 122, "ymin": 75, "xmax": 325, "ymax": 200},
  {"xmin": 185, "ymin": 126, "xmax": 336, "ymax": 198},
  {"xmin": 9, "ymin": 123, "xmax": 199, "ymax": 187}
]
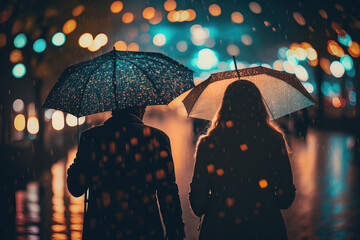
[{"xmin": 67, "ymin": 114, "xmax": 185, "ymax": 240}]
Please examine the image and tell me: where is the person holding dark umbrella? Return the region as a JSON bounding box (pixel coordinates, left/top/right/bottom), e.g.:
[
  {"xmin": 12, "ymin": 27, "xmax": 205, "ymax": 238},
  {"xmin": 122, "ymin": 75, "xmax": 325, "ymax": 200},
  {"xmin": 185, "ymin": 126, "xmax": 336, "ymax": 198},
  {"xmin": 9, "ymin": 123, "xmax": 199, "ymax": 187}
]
[
  {"xmin": 44, "ymin": 49, "xmax": 194, "ymax": 240},
  {"xmin": 189, "ymin": 80, "xmax": 296, "ymax": 239}
]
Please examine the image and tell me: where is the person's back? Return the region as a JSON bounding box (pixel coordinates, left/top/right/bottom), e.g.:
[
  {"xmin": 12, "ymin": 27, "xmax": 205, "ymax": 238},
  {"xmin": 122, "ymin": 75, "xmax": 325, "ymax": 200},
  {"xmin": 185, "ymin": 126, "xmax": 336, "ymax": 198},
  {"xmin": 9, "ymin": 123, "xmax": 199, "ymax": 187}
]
[
  {"xmin": 67, "ymin": 107, "xmax": 185, "ymax": 240},
  {"xmin": 189, "ymin": 80, "xmax": 295, "ymax": 240}
]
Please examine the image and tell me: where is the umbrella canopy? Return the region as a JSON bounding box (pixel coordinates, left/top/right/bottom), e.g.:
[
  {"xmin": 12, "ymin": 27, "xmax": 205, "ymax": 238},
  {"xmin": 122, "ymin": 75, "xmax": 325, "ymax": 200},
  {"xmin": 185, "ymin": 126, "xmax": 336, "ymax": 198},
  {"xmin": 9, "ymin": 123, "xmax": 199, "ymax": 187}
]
[
  {"xmin": 43, "ymin": 49, "xmax": 194, "ymax": 117},
  {"xmin": 181, "ymin": 66, "xmax": 316, "ymax": 120}
]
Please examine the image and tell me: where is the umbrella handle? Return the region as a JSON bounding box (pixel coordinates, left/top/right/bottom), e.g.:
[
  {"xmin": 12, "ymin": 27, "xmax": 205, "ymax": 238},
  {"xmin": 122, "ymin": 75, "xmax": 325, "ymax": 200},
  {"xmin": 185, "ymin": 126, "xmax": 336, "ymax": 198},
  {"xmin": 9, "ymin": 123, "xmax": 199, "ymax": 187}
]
[{"xmin": 232, "ymin": 56, "xmax": 241, "ymax": 81}]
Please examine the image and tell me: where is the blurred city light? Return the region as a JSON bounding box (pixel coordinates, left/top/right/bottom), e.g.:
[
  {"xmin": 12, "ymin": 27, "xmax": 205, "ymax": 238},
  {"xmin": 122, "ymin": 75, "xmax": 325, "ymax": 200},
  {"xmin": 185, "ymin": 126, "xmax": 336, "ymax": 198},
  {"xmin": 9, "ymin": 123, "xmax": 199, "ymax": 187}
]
[
  {"xmin": 278, "ymin": 47, "xmax": 287, "ymax": 60},
  {"xmin": 164, "ymin": 0, "xmax": 176, "ymax": 11},
  {"xmin": 348, "ymin": 41, "xmax": 360, "ymax": 58},
  {"xmin": 114, "ymin": 40, "xmax": 127, "ymax": 50},
  {"xmin": 241, "ymin": 34, "xmax": 252, "ymax": 46},
  {"xmin": 293, "ymin": 12, "xmax": 306, "ymax": 26},
  {"xmin": 320, "ymin": 58, "xmax": 331, "ymax": 75},
  {"xmin": 327, "ymin": 40, "xmax": 344, "ymax": 57},
  {"xmin": 52, "ymin": 111, "xmax": 65, "ymax": 131},
  {"xmin": 231, "ymin": 12, "xmax": 244, "ymax": 24},
  {"xmin": 226, "ymin": 44, "xmax": 240, "ymax": 56},
  {"xmin": 66, "ymin": 114, "xmax": 78, "ymax": 127},
  {"xmin": 330, "ymin": 61, "xmax": 345, "ymax": 78},
  {"xmin": 302, "ymin": 82, "xmax": 315, "ymax": 94},
  {"xmin": 14, "ymin": 114, "xmax": 26, "ymax": 131},
  {"xmin": 52, "ymin": 32, "xmax": 66, "ymax": 46},
  {"xmin": 283, "ymin": 61, "xmax": 295, "ymax": 74},
  {"xmin": 194, "ymin": 48, "xmax": 218, "ymax": 70},
  {"xmin": 143, "ymin": 7, "xmax": 155, "ymax": 20},
  {"xmin": 153, "ymin": 33, "xmax": 166, "ymax": 46},
  {"xmin": 338, "ymin": 34, "xmax": 352, "ymax": 47},
  {"xmin": 273, "ymin": 60, "xmax": 283, "ymax": 71},
  {"xmin": 295, "ymin": 65, "xmax": 309, "ymax": 81},
  {"xmin": 33, "ymin": 38, "xmax": 47, "ymax": 53},
  {"xmin": 10, "ymin": 49, "xmax": 23, "ymax": 63},
  {"xmin": 62, "ymin": 19, "xmax": 77, "ymax": 34},
  {"xmin": 94, "ymin": 33, "xmax": 108, "ymax": 47},
  {"xmin": 127, "ymin": 43, "xmax": 139, "ymax": 51},
  {"xmin": 209, "ymin": 4, "xmax": 221, "ymax": 17},
  {"xmin": 122, "ymin": 12, "xmax": 134, "ymax": 24},
  {"xmin": 0, "ymin": 33, "xmax": 6, "ymax": 48},
  {"xmin": 44, "ymin": 109, "xmax": 54, "ymax": 120},
  {"xmin": 306, "ymin": 48, "xmax": 317, "ymax": 60},
  {"xmin": 12, "ymin": 63, "xmax": 26, "ymax": 78},
  {"xmin": 340, "ymin": 55, "xmax": 353, "ymax": 71},
  {"xmin": 72, "ymin": 5, "xmax": 85, "ymax": 17},
  {"xmin": 332, "ymin": 96, "xmax": 341, "ymax": 108},
  {"xmin": 249, "ymin": 2, "xmax": 262, "ymax": 14},
  {"xmin": 13, "ymin": 99, "xmax": 24, "ymax": 112},
  {"xmin": 79, "ymin": 33, "xmax": 93, "ymax": 48},
  {"xmin": 14, "ymin": 33, "xmax": 27, "ymax": 48},
  {"xmin": 176, "ymin": 41, "xmax": 188, "ymax": 52},
  {"xmin": 110, "ymin": 1, "xmax": 123, "ymax": 13},
  {"xmin": 27, "ymin": 116, "xmax": 39, "ymax": 135},
  {"xmin": 190, "ymin": 25, "xmax": 209, "ymax": 46}
]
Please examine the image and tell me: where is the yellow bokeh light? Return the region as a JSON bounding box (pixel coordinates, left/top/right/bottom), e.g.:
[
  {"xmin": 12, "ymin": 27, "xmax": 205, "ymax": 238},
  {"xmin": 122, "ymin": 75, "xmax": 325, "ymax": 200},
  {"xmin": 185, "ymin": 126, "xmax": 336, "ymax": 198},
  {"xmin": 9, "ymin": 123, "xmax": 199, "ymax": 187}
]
[
  {"xmin": 167, "ymin": 11, "xmax": 176, "ymax": 22},
  {"xmin": 94, "ymin": 33, "xmax": 108, "ymax": 47},
  {"xmin": 78, "ymin": 33, "xmax": 93, "ymax": 48},
  {"xmin": 164, "ymin": 0, "xmax": 176, "ymax": 11},
  {"xmin": 327, "ymin": 40, "xmax": 344, "ymax": 57},
  {"xmin": 306, "ymin": 48, "xmax": 317, "ymax": 60},
  {"xmin": 27, "ymin": 116, "xmax": 39, "ymax": 135},
  {"xmin": 180, "ymin": 10, "xmax": 190, "ymax": 21},
  {"xmin": 52, "ymin": 111, "xmax": 64, "ymax": 131},
  {"xmin": 231, "ymin": 12, "xmax": 244, "ymax": 24},
  {"xmin": 187, "ymin": 9, "xmax": 196, "ymax": 21},
  {"xmin": 259, "ymin": 179, "xmax": 268, "ymax": 188},
  {"xmin": 88, "ymin": 40, "xmax": 101, "ymax": 52},
  {"xmin": 114, "ymin": 40, "xmax": 127, "ymax": 51},
  {"xmin": 110, "ymin": 1, "xmax": 123, "ymax": 13},
  {"xmin": 14, "ymin": 114, "xmax": 26, "ymax": 131},
  {"xmin": 173, "ymin": 11, "xmax": 180, "ymax": 21},
  {"xmin": 63, "ymin": 19, "xmax": 77, "ymax": 34},
  {"xmin": 127, "ymin": 42, "xmax": 139, "ymax": 51},
  {"xmin": 72, "ymin": 5, "xmax": 85, "ymax": 17},
  {"xmin": 208, "ymin": 4, "xmax": 221, "ymax": 17},
  {"xmin": 122, "ymin": 12, "xmax": 134, "ymax": 24},
  {"xmin": 143, "ymin": 7, "xmax": 155, "ymax": 20},
  {"xmin": 10, "ymin": 49, "xmax": 23, "ymax": 63}
]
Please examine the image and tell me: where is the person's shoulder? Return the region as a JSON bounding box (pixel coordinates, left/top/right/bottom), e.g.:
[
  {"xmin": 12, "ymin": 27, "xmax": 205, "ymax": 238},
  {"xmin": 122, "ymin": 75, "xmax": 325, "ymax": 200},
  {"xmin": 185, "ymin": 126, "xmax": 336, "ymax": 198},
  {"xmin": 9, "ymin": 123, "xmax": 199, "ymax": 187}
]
[
  {"xmin": 80, "ymin": 125, "xmax": 105, "ymax": 139},
  {"xmin": 142, "ymin": 125, "xmax": 169, "ymax": 140}
]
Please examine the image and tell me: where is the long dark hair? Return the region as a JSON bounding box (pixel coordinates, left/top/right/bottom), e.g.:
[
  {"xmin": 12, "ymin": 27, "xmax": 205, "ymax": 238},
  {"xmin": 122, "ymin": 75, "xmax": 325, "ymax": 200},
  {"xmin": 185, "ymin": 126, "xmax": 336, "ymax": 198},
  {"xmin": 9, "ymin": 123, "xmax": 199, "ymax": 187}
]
[{"xmin": 198, "ymin": 80, "xmax": 289, "ymax": 150}]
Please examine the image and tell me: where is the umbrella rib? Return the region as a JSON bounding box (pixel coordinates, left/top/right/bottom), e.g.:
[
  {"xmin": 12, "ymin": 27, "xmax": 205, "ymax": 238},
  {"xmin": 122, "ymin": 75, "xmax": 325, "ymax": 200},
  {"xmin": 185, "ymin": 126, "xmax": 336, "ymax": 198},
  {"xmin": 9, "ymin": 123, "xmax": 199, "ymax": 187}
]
[
  {"xmin": 124, "ymin": 59, "xmax": 163, "ymax": 99},
  {"xmin": 76, "ymin": 59, "xmax": 112, "ymax": 117}
]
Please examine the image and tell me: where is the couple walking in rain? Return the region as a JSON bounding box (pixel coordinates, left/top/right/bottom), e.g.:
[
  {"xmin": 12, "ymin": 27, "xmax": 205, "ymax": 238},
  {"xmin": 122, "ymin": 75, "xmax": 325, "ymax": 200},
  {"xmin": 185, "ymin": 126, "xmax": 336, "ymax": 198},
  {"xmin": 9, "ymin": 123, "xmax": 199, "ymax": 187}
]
[{"xmin": 45, "ymin": 50, "xmax": 313, "ymax": 239}]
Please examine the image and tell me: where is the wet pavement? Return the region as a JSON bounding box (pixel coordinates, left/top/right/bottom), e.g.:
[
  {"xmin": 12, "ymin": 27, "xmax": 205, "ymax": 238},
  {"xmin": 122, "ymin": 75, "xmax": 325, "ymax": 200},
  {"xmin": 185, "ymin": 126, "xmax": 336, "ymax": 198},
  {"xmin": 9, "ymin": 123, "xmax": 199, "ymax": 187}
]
[{"xmin": 14, "ymin": 112, "xmax": 360, "ymax": 239}]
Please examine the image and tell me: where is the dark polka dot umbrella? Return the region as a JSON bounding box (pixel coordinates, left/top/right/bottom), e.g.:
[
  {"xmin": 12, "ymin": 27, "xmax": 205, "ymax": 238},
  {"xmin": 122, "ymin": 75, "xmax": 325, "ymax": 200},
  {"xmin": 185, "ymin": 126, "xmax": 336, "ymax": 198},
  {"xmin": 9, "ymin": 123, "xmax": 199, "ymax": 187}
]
[{"xmin": 43, "ymin": 49, "xmax": 194, "ymax": 117}]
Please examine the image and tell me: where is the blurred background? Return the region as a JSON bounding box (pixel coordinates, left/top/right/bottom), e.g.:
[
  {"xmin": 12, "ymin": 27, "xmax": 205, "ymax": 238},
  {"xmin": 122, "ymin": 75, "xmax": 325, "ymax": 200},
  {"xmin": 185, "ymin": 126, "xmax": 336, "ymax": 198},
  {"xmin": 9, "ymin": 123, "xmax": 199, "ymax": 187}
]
[{"xmin": 0, "ymin": 0, "xmax": 360, "ymax": 239}]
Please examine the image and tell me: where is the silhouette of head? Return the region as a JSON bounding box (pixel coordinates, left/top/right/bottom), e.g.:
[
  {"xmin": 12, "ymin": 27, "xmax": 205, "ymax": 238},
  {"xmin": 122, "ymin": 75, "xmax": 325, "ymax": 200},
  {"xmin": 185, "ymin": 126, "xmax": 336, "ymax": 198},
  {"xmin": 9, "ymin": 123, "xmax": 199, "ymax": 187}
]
[{"xmin": 112, "ymin": 106, "xmax": 146, "ymax": 120}]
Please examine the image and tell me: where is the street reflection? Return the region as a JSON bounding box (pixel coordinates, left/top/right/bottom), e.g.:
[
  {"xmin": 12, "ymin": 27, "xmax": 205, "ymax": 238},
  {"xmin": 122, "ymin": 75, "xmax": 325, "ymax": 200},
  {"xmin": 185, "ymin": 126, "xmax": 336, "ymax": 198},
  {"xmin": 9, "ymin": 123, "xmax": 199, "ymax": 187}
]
[{"xmin": 15, "ymin": 114, "xmax": 360, "ymax": 239}]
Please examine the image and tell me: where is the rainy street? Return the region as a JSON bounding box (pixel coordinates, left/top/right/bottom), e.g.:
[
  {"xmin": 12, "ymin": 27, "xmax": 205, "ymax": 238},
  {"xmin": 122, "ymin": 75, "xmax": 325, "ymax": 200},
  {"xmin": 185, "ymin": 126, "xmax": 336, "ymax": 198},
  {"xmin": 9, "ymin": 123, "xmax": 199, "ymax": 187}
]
[{"xmin": 13, "ymin": 113, "xmax": 360, "ymax": 240}]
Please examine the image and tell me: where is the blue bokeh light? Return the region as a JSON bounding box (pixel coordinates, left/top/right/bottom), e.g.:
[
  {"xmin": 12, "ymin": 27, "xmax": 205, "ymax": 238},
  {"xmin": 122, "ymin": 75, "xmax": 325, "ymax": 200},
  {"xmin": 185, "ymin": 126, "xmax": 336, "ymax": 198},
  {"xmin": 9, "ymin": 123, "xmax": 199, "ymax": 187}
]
[
  {"xmin": 340, "ymin": 55, "xmax": 353, "ymax": 71},
  {"xmin": 14, "ymin": 33, "xmax": 27, "ymax": 48},
  {"xmin": 33, "ymin": 38, "xmax": 47, "ymax": 53},
  {"xmin": 338, "ymin": 34, "xmax": 352, "ymax": 47},
  {"xmin": 52, "ymin": 32, "xmax": 66, "ymax": 46},
  {"xmin": 12, "ymin": 63, "xmax": 26, "ymax": 78}
]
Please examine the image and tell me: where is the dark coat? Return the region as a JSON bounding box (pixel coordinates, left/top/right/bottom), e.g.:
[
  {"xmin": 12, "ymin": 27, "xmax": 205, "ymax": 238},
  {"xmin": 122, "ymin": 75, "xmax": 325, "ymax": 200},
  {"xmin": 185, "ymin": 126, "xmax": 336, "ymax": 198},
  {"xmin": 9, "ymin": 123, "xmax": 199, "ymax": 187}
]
[
  {"xmin": 67, "ymin": 114, "xmax": 185, "ymax": 240},
  {"xmin": 189, "ymin": 128, "xmax": 295, "ymax": 240}
]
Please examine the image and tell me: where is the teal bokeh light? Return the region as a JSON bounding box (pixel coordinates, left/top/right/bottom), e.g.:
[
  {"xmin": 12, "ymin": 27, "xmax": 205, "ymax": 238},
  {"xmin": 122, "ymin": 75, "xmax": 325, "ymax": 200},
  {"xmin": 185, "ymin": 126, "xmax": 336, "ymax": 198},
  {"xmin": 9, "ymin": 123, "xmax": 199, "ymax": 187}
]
[
  {"xmin": 52, "ymin": 32, "xmax": 66, "ymax": 46},
  {"xmin": 338, "ymin": 34, "xmax": 352, "ymax": 47},
  {"xmin": 340, "ymin": 55, "xmax": 353, "ymax": 71},
  {"xmin": 33, "ymin": 38, "xmax": 47, "ymax": 53},
  {"xmin": 12, "ymin": 63, "xmax": 26, "ymax": 78},
  {"xmin": 14, "ymin": 33, "xmax": 27, "ymax": 48}
]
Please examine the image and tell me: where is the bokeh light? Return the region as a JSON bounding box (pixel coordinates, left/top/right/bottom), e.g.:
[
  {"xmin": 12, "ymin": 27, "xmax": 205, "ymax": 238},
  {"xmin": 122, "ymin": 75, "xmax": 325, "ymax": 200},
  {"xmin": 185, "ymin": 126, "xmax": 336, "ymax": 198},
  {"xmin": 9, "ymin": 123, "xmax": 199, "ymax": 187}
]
[
  {"xmin": 293, "ymin": 12, "xmax": 306, "ymax": 26},
  {"xmin": 338, "ymin": 34, "xmax": 352, "ymax": 47},
  {"xmin": 94, "ymin": 33, "xmax": 108, "ymax": 47},
  {"xmin": 330, "ymin": 61, "xmax": 345, "ymax": 78},
  {"xmin": 44, "ymin": 109, "xmax": 54, "ymax": 120},
  {"xmin": 10, "ymin": 49, "xmax": 23, "ymax": 63},
  {"xmin": 249, "ymin": 2, "xmax": 262, "ymax": 14},
  {"xmin": 306, "ymin": 48, "xmax": 317, "ymax": 60},
  {"xmin": 52, "ymin": 111, "xmax": 64, "ymax": 131},
  {"xmin": 176, "ymin": 41, "xmax": 188, "ymax": 52},
  {"xmin": 231, "ymin": 12, "xmax": 244, "ymax": 24},
  {"xmin": 63, "ymin": 19, "xmax": 77, "ymax": 34},
  {"xmin": 283, "ymin": 61, "xmax": 295, "ymax": 74},
  {"xmin": 88, "ymin": 40, "xmax": 101, "ymax": 52},
  {"xmin": 114, "ymin": 40, "xmax": 127, "ymax": 50},
  {"xmin": 143, "ymin": 7, "xmax": 155, "ymax": 20},
  {"xmin": 226, "ymin": 44, "xmax": 240, "ymax": 56},
  {"xmin": 294, "ymin": 65, "xmax": 309, "ymax": 81},
  {"xmin": 127, "ymin": 42, "xmax": 139, "ymax": 51},
  {"xmin": 327, "ymin": 40, "xmax": 344, "ymax": 57},
  {"xmin": 13, "ymin": 99, "xmax": 24, "ymax": 112},
  {"xmin": 110, "ymin": 1, "xmax": 123, "ymax": 13},
  {"xmin": 33, "ymin": 38, "xmax": 47, "ymax": 53},
  {"xmin": 27, "ymin": 116, "xmax": 39, "ymax": 135},
  {"xmin": 66, "ymin": 114, "xmax": 78, "ymax": 127},
  {"xmin": 164, "ymin": 0, "xmax": 176, "ymax": 11},
  {"xmin": 241, "ymin": 34, "xmax": 252, "ymax": 46},
  {"xmin": 52, "ymin": 32, "xmax": 66, "ymax": 46},
  {"xmin": 122, "ymin": 12, "xmax": 134, "ymax": 24},
  {"xmin": 148, "ymin": 10, "xmax": 162, "ymax": 25},
  {"xmin": 332, "ymin": 97, "xmax": 341, "ymax": 108},
  {"xmin": 348, "ymin": 41, "xmax": 360, "ymax": 58},
  {"xmin": 153, "ymin": 33, "xmax": 166, "ymax": 46},
  {"xmin": 273, "ymin": 60, "xmax": 283, "ymax": 71},
  {"xmin": 79, "ymin": 33, "xmax": 93, "ymax": 48},
  {"xmin": 195, "ymin": 48, "xmax": 218, "ymax": 70},
  {"xmin": 320, "ymin": 58, "xmax": 331, "ymax": 75},
  {"xmin": 14, "ymin": 33, "xmax": 27, "ymax": 48},
  {"xmin": 340, "ymin": 55, "xmax": 353, "ymax": 71},
  {"xmin": 0, "ymin": 33, "xmax": 7, "ymax": 47},
  {"xmin": 209, "ymin": 4, "xmax": 221, "ymax": 17},
  {"xmin": 190, "ymin": 25, "xmax": 209, "ymax": 46},
  {"xmin": 12, "ymin": 63, "xmax": 26, "ymax": 78},
  {"xmin": 72, "ymin": 5, "xmax": 85, "ymax": 17},
  {"xmin": 302, "ymin": 82, "xmax": 314, "ymax": 93},
  {"xmin": 14, "ymin": 114, "xmax": 26, "ymax": 131}
]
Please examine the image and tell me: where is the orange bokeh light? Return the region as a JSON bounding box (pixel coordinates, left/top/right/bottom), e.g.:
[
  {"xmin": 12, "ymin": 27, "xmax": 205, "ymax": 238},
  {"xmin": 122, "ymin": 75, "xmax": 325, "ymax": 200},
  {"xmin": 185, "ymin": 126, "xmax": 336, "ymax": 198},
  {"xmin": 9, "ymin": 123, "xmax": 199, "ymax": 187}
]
[
  {"xmin": 332, "ymin": 97, "xmax": 341, "ymax": 108},
  {"xmin": 72, "ymin": 5, "xmax": 85, "ymax": 17},
  {"xmin": 259, "ymin": 179, "xmax": 268, "ymax": 188},
  {"xmin": 122, "ymin": 12, "xmax": 134, "ymax": 24},
  {"xmin": 143, "ymin": 7, "xmax": 155, "ymax": 20},
  {"xmin": 63, "ymin": 19, "xmax": 77, "ymax": 34},
  {"xmin": 114, "ymin": 40, "xmax": 127, "ymax": 51},
  {"xmin": 127, "ymin": 42, "xmax": 139, "ymax": 51},
  {"xmin": 231, "ymin": 11, "xmax": 244, "ymax": 24},
  {"xmin": 164, "ymin": 0, "xmax": 177, "ymax": 12},
  {"xmin": 10, "ymin": 49, "xmax": 23, "ymax": 63},
  {"xmin": 110, "ymin": 1, "xmax": 123, "ymax": 13},
  {"xmin": 209, "ymin": 4, "xmax": 221, "ymax": 16},
  {"xmin": 348, "ymin": 41, "xmax": 360, "ymax": 58}
]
